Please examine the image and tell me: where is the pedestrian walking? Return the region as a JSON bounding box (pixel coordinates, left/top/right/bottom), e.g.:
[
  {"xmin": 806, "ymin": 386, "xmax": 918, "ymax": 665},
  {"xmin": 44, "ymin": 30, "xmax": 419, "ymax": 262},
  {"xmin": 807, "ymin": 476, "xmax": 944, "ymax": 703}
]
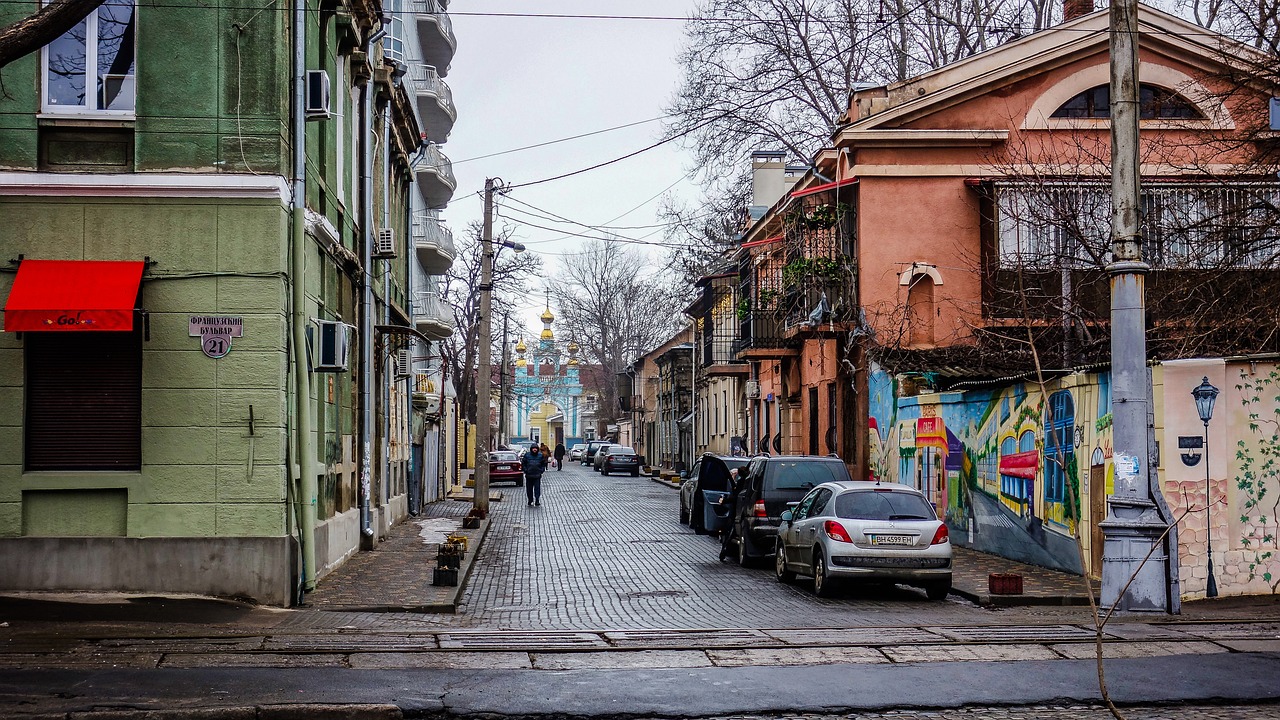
[
  {"xmin": 553, "ymin": 442, "xmax": 566, "ymax": 471},
  {"xmin": 522, "ymin": 444, "xmax": 549, "ymax": 506}
]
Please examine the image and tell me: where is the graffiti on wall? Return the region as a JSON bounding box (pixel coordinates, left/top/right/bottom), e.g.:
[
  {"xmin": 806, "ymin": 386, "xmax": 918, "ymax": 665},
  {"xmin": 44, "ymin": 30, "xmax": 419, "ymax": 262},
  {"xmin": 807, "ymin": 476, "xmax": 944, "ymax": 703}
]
[{"xmin": 867, "ymin": 364, "xmax": 1114, "ymax": 574}]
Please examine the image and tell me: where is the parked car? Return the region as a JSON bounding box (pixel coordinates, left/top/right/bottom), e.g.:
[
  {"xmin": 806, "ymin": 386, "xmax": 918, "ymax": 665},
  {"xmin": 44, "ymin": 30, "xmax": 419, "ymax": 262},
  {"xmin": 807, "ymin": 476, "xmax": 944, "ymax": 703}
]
[
  {"xmin": 599, "ymin": 446, "xmax": 641, "ymax": 476},
  {"xmin": 488, "ymin": 451, "xmax": 524, "ymax": 486},
  {"xmin": 775, "ymin": 481, "xmax": 952, "ymax": 600},
  {"xmin": 680, "ymin": 454, "xmax": 749, "ymax": 534},
  {"xmin": 592, "ymin": 444, "xmax": 618, "ymax": 472},
  {"xmin": 728, "ymin": 455, "xmax": 853, "ymax": 565},
  {"xmin": 583, "ymin": 440, "xmax": 610, "ymax": 465},
  {"xmin": 569, "ymin": 443, "xmax": 587, "ymax": 462}
]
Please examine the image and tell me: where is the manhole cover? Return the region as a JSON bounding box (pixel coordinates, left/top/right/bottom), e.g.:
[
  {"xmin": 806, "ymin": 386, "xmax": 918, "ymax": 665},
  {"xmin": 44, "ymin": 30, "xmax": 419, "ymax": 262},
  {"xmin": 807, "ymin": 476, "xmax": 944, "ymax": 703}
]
[{"xmin": 624, "ymin": 590, "xmax": 688, "ymax": 599}]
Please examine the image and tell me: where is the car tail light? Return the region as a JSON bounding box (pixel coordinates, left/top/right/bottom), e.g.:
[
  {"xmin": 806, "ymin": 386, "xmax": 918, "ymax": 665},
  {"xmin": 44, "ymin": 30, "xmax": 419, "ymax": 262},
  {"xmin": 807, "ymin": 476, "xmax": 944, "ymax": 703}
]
[
  {"xmin": 824, "ymin": 520, "xmax": 853, "ymax": 543},
  {"xmin": 753, "ymin": 500, "xmax": 767, "ymax": 518},
  {"xmin": 931, "ymin": 524, "xmax": 950, "ymax": 545}
]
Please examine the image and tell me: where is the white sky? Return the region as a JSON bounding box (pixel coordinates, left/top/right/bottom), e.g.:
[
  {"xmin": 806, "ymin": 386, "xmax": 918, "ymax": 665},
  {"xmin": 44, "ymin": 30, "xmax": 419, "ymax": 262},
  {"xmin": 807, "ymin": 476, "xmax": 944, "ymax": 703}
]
[{"xmin": 440, "ymin": 0, "xmax": 703, "ymax": 339}]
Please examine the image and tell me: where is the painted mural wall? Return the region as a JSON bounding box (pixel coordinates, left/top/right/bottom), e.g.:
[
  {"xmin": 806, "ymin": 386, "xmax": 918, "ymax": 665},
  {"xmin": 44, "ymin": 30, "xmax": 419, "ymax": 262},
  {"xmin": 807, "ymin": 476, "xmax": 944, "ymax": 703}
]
[
  {"xmin": 869, "ymin": 363, "xmax": 1113, "ymax": 575},
  {"xmin": 869, "ymin": 358, "xmax": 1280, "ymax": 597}
]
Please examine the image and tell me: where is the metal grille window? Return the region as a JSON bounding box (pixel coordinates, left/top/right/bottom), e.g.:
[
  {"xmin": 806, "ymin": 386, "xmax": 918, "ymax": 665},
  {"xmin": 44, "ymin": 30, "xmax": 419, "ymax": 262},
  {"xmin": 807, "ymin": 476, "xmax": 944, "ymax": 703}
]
[
  {"xmin": 996, "ymin": 182, "xmax": 1280, "ymax": 270},
  {"xmin": 25, "ymin": 329, "xmax": 142, "ymax": 471}
]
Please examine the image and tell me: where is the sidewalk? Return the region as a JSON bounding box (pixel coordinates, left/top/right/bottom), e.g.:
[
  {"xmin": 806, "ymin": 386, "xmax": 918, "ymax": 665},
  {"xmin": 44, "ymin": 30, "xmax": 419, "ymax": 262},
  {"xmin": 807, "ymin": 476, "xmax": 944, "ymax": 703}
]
[
  {"xmin": 304, "ymin": 500, "xmax": 488, "ymax": 613},
  {"xmin": 950, "ymin": 546, "xmax": 1098, "ymax": 607}
]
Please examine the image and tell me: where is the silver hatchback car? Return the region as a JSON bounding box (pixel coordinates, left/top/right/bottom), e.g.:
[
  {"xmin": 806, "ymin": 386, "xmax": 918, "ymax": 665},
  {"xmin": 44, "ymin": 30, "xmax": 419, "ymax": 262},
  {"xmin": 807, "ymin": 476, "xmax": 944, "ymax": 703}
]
[{"xmin": 775, "ymin": 481, "xmax": 952, "ymax": 600}]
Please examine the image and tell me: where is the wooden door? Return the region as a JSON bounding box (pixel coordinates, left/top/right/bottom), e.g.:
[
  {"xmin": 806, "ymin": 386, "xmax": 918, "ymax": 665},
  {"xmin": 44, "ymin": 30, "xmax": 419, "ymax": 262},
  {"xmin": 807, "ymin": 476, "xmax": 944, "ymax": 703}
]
[{"xmin": 1090, "ymin": 464, "xmax": 1106, "ymax": 577}]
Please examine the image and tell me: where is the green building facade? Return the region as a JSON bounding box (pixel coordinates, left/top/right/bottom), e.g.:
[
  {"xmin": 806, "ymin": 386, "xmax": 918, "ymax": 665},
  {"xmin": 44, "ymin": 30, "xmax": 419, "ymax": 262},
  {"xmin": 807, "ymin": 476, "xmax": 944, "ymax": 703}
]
[{"xmin": 0, "ymin": 0, "xmax": 457, "ymax": 604}]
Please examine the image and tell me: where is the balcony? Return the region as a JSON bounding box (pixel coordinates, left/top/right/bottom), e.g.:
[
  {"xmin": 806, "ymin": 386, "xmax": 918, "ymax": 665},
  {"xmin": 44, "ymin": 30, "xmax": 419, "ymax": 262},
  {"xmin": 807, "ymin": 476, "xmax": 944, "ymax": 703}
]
[
  {"xmin": 413, "ymin": 291, "xmax": 453, "ymax": 340},
  {"xmin": 413, "ymin": 210, "xmax": 456, "ymax": 274},
  {"xmin": 409, "ymin": 63, "xmax": 456, "ymax": 143},
  {"xmin": 413, "ymin": 370, "xmax": 445, "ymax": 413},
  {"xmin": 412, "ymin": 0, "xmax": 456, "ymax": 75},
  {"xmin": 415, "ymin": 144, "xmax": 456, "ymax": 209}
]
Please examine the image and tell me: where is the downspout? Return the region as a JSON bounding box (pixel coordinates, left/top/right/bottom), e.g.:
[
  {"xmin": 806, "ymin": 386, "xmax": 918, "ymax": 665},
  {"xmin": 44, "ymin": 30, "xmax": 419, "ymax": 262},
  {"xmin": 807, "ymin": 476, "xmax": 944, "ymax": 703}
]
[
  {"xmin": 290, "ymin": 0, "xmax": 317, "ymax": 593},
  {"xmin": 360, "ymin": 22, "xmax": 389, "ymax": 540},
  {"xmin": 382, "ymin": 103, "xmax": 392, "ymax": 513}
]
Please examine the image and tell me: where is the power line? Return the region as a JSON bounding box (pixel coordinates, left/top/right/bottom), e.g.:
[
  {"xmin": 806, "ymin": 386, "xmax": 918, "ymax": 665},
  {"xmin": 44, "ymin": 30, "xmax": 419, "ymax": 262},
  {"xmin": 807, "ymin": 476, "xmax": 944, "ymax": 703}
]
[{"xmin": 452, "ymin": 115, "xmax": 672, "ymax": 164}]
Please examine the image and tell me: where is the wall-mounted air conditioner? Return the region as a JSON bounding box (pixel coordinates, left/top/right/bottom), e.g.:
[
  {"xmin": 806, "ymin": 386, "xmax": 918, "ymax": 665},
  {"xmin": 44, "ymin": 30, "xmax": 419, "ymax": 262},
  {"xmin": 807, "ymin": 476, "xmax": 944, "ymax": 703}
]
[
  {"xmin": 745, "ymin": 380, "xmax": 760, "ymax": 399},
  {"xmin": 306, "ymin": 70, "xmax": 331, "ymax": 120},
  {"xmin": 374, "ymin": 227, "xmax": 396, "ymax": 258},
  {"xmin": 311, "ymin": 320, "xmax": 353, "ymax": 372}
]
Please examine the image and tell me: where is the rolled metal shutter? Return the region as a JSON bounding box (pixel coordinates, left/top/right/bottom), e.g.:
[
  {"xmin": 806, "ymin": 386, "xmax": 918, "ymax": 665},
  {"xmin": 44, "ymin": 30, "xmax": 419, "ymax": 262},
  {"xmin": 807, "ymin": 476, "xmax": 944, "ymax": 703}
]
[{"xmin": 25, "ymin": 329, "xmax": 142, "ymax": 471}]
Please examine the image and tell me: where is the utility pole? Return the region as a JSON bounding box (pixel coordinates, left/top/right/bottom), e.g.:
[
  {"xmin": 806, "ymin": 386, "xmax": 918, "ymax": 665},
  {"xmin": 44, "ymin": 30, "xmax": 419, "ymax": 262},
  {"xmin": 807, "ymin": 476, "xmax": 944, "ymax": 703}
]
[
  {"xmin": 474, "ymin": 178, "xmax": 496, "ymax": 517},
  {"xmin": 474, "ymin": 178, "xmax": 524, "ymax": 518},
  {"xmin": 1099, "ymin": 0, "xmax": 1175, "ymax": 612},
  {"xmin": 498, "ymin": 313, "xmax": 510, "ymax": 448}
]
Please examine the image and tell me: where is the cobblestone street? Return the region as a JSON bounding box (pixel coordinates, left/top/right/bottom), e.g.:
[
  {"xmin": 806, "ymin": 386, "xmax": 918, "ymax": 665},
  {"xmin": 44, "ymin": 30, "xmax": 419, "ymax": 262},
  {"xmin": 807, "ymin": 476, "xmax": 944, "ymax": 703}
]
[{"xmin": 446, "ymin": 462, "xmax": 1061, "ymax": 629}]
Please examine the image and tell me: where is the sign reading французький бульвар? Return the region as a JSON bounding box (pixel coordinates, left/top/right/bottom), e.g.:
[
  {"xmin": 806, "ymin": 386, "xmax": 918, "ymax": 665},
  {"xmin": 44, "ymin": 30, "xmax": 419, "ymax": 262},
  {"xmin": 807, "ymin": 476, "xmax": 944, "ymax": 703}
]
[{"xmin": 189, "ymin": 316, "xmax": 244, "ymax": 359}]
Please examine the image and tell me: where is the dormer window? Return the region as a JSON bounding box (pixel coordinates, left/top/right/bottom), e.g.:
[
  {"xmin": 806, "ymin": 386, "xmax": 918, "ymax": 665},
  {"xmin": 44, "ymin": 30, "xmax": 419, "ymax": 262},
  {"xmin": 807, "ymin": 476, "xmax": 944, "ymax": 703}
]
[{"xmin": 1050, "ymin": 84, "xmax": 1201, "ymax": 120}]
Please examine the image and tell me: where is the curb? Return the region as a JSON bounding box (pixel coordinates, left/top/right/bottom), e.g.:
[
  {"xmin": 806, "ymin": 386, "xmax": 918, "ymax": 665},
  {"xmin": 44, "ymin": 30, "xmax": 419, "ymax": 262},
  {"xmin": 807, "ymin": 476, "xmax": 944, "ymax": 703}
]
[
  {"xmin": 22, "ymin": 705, "xmax": 406, "ymax": 719},
  {"xmin": 650, "ymin": 476, "xmax": 680, "ymax": 490},
  {"xmin": 949, "ymin": 584, "xmax": 1093, "ymax": 607}
]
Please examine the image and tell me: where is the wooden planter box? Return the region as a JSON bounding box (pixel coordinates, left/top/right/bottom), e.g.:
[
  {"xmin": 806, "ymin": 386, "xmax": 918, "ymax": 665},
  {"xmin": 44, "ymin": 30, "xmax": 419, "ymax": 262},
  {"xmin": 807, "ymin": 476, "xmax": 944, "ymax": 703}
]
[
  {"xmin": 989, "ymin": 572, "xmax": 1024, "ymax": 595},
  {"xmin": 432, "ymin": 568, "xmax": 458, "ymax": 586}
]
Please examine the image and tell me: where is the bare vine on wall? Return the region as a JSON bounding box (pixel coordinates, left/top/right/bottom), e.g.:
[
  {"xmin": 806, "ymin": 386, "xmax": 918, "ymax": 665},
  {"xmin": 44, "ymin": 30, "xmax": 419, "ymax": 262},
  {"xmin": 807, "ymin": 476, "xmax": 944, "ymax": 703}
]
[{"xmin": 1234, "ymin": 367, "xmax": 1280, "ymax": 592}]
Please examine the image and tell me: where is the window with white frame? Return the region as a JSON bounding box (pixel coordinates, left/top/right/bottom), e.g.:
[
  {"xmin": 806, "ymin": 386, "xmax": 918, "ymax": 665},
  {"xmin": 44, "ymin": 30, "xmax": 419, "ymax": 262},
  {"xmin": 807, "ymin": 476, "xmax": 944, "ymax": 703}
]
[{"xmin": 43, "ymin": 0, "xmax": 136, "ymax": 114}]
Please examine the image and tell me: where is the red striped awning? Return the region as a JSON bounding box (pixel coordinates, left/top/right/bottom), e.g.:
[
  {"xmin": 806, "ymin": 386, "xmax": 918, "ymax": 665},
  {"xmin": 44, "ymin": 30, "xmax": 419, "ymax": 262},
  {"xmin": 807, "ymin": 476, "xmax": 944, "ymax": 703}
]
[
  {"xmin": 789, "ymin": 176, "xmax": 858, "ymax": 199},
  {"xmin": 999, "ymin": 450, "xmax": 1039, "ymax": 480},
  {"xmin": 3, "ymin": 260, "xmax": 144, "ymax": 332},
  {"xmin": 741, "ymin": 234, "xmax": 783, "ymax": 249}
]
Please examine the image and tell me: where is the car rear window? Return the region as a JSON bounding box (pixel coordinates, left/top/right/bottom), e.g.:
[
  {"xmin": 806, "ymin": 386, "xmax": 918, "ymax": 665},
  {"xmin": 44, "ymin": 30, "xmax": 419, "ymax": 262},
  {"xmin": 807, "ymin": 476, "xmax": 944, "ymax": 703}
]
[
  {"xmin": 490, "ymin": 452, "xmax": 519, "ymax": 462},
  {"xmin": 609, "ymin": 447, "xmax": 635, "ymax": 455},
  {"xmin": 765, "ymin": 461, "xmax": 850, "ymax": 491},
  {"xmin": 834, "ymin": 490, "xmax": 936, "ymax": 520}
]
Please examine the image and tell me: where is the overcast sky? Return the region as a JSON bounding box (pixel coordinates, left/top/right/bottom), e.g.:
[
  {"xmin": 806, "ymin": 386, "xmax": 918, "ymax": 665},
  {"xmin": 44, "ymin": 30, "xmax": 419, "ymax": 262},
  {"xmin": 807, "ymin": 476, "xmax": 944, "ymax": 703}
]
[{"xmin": 439, "ymin": 0, "xmax": 703, "ymax": 340}]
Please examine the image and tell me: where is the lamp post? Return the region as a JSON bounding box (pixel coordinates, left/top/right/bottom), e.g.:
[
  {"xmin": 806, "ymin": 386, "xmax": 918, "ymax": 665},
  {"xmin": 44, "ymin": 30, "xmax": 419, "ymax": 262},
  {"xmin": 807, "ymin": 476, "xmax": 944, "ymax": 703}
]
[{"xmin": 1191, "ymin": 376, "xmax": 1220, "ymax": 598}]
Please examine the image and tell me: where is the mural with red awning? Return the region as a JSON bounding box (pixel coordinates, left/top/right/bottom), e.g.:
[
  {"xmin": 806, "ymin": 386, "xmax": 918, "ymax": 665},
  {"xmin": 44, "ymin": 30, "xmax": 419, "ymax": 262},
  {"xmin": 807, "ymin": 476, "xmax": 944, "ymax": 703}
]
[
  {"xmin": 3, "ymin": 260, "xmax": 145, "ymax": 332},
  {"xmin": 999, "ymin": 449, "xmax": 1040, "ymax": 479}
]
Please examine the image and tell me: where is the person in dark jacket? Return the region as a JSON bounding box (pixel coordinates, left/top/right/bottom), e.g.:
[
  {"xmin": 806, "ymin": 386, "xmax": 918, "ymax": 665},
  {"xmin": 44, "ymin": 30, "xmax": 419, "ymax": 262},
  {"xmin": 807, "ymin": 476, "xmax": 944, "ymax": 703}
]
[
  {"xmin": 553, "ymin": 442, "xmax": 567, "ymax": 470},
  {"xmin": 718, "ymin": 468, "xmax": 742, "ymax": 562},
  {"xmin": 522, "ymin": 444, "xmax": 550, "ymax": 506}
]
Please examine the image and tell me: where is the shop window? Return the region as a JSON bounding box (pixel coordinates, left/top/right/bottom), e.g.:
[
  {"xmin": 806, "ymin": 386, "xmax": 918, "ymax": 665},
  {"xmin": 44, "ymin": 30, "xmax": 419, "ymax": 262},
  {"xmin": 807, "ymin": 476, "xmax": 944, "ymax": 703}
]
[{"xmin": 25, "ymin": 329, "xmax": 142, "ymax": 471}]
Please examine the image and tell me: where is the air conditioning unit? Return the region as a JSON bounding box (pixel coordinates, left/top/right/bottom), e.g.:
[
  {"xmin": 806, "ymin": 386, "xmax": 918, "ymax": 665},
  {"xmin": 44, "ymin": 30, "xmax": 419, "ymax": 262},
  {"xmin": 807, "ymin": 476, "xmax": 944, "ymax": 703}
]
[
  {"xmin": 745, "ymin": 380, "xmax": 760, "ymax": 399},
  {"xmin": 306, "ymin": 70, "xmax": 331, "ymax": 119},
  {"xmin": 395, "ymin": 348, "xmax": 412, "ymax": 378},
  {"xmin": 311, "ymin": 320, "xmax": 353, "ymax": 372},
  {"xmin": 374, "ymin": 227, "xmax": 396, "ymax": 258}
]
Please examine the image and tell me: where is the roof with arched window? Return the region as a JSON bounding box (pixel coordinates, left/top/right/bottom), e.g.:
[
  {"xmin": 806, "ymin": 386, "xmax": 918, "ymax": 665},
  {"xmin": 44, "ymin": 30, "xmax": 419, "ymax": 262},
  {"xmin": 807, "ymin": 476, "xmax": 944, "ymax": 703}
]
[{"xmin": 1050, "ymin": 83, "xmax": 1202, "ymax": 120}]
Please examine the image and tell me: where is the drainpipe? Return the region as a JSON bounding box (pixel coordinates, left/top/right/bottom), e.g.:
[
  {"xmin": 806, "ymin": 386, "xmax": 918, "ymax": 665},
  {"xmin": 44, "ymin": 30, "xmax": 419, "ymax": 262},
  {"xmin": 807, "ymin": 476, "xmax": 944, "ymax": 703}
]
[
  {"xmin": 360, "ymin": 23, "xmax": 389, "ymax": 541},
  {"xmin": 290, "ymin": 0, "xmax": 318, "ymax": 593},
  {"xmin": 382, "ymin": 105, "xmax": 392, "ymax": 515}
]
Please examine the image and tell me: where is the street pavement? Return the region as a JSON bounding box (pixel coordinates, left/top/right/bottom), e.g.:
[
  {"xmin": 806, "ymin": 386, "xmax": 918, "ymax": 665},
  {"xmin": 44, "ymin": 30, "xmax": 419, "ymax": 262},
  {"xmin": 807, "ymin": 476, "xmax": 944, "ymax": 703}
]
[{"xmin": 2, "ymin": 460, "xmax": 1280, "ymax": 718}]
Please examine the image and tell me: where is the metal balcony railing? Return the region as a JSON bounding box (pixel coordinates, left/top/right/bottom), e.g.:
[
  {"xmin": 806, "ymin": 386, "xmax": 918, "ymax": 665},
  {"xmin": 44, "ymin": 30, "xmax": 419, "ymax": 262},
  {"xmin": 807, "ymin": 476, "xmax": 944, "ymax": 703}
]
[
  {"xmin": 411, "ymin": 0, "xmax": 456, "ymax": 72},
  {"xmin": 413, "ymin": 291, "xmax": 453, "ymax": 339},
  {"xmin": 415, "ymin": 144, "xmax": 456, "ymax": 208},
  {"xmin": 412, "ymin": 211, "xmax": 456, "ymax": 274},
  {"xmin": 408, "ymin": 63, "xmax": 456, "ymax": 142}
]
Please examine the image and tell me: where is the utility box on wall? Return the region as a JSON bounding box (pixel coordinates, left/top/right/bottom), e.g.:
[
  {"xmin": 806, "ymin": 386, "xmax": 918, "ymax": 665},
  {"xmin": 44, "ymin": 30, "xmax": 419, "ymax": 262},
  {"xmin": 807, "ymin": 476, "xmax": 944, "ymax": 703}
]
[{"xmin": 310, "ymin": 320, "xmax": 354, "ymax": 372}]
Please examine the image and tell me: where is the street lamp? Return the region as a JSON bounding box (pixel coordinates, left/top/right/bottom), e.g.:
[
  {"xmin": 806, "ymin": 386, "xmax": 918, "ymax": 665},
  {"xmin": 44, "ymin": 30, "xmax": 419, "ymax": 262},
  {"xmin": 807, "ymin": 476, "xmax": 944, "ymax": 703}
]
[{"xmin": 1191, "ymin": 376, "xmax": 1220, "ymax": 598}]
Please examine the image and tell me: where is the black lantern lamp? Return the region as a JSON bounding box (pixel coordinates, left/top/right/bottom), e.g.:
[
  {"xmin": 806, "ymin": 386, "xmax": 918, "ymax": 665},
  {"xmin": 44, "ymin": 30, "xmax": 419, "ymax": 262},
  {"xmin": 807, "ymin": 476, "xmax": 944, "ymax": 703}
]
[{"xmin": 1191, "ymin": 376, "xmax": 1220, "ymax": 598}]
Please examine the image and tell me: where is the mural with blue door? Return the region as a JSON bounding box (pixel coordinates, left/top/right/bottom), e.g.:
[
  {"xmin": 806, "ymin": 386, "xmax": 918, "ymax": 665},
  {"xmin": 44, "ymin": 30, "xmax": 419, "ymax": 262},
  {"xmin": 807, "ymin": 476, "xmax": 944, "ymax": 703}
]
[{"xmin": 867, "ymin": 363, "xmax": 1111, "ymax": 574}]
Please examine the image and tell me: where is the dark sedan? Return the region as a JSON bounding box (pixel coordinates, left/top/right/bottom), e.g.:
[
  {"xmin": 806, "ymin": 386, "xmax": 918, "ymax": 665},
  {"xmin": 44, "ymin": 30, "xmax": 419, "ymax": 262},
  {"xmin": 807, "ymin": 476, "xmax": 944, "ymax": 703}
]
[
  {"xmin": 488, "ymin": 451, "xmax": 524, "ymax": 486},
  {"xmin": 600, "ymin": 446, "xmax": 641, "ymax": 476}
]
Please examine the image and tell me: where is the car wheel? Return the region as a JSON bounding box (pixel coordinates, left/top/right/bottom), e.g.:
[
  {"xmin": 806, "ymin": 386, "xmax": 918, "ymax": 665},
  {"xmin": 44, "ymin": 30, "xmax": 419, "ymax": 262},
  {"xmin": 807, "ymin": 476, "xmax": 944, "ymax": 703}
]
[
  {"xmin": 679, "ymin": 503, "xmax": 689, "ymax": 525},
  {"xmin": 812, "ymin": 549, "xmax": 834, "ymax": 598},
  {"xmin": 774, "ymin": 542, "xmax": 795, "ymax": 583},
  {"xmin": 736, "ymin": 532, "xmax": 753, "ymax": 567},
  {"xmin": 925, "ymin": 580, "xmax": 951, "ymax": 602}
]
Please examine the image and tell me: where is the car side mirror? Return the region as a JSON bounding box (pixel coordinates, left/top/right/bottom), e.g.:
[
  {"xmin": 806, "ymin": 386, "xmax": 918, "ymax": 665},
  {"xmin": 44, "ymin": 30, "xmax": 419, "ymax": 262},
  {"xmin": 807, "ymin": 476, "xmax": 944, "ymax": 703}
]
[{"xmin": 780, "ymin": 510, "xmax": 793, "ymax": 524}]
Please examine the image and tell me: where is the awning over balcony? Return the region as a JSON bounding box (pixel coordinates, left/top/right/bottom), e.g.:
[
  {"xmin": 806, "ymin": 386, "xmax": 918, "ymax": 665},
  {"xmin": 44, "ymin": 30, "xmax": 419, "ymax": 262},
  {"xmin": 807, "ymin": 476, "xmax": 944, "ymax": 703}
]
[
  {"xmin": 790, "ymin": 177, "xmax": 857, "ymax": 199},
  {"xmin": 3, "ymin": 259, "xmax": 144, "ymax": 332}
]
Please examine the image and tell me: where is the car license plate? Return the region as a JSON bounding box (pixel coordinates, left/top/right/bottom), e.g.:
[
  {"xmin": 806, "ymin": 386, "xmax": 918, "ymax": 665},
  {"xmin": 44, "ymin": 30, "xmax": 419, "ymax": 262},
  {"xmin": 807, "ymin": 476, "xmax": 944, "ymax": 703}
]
[{"xmin": 870, "ymin": 534, "xmax": 913, "ymax": 546}]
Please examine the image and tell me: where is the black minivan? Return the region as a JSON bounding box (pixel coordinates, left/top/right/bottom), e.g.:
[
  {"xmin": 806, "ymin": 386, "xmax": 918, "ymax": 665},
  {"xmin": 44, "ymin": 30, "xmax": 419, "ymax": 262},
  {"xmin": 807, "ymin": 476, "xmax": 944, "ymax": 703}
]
[
  {"xmin": 582, "ymin": 440, "xmax": 611, "ymax": 465},
  {"xmin": 730, "ymin": 456, "xmax": 852, "ymax": 565}
]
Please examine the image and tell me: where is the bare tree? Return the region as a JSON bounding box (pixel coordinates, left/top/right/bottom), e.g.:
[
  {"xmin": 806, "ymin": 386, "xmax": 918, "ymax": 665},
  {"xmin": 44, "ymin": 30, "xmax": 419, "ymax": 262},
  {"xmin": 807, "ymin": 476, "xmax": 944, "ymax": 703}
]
[
  {"xmin": 549, "ymin": 239, "xmax": 688, "ymax": 426},
  {"xmin": 439, "ymin": 221, "xmax": 542, "ymax": 425},
  {"xmin": 0, "ymin": 0, "xmax": 106, "ymax": 70}
]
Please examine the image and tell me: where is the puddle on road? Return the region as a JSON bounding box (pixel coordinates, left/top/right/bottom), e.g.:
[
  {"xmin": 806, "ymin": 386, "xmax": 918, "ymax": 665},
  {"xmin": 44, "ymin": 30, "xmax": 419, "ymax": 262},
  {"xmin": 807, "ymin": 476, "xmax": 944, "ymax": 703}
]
[{"xmin": 415, "ymin": 518, "xmax": 460, "ymax": 545}]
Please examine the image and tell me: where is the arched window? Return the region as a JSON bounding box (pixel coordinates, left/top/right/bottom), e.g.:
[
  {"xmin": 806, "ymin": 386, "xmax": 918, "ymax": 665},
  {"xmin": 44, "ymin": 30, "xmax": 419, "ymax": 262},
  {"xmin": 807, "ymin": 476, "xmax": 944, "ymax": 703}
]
[
  {"xmin": 907, "ymin": 275, "xmax": 935, "ymax": 346},
  {"xmin": 1051, "ymin": 84, "xmax": 1201, "ymax": 120}
]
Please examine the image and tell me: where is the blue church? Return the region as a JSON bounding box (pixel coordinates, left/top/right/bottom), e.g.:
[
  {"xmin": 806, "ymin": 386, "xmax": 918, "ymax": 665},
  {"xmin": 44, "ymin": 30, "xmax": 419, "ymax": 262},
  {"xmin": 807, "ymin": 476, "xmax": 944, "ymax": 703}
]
[{"xmin": 509, "ymin": 303, "xmax": 596, "ymax": 448}]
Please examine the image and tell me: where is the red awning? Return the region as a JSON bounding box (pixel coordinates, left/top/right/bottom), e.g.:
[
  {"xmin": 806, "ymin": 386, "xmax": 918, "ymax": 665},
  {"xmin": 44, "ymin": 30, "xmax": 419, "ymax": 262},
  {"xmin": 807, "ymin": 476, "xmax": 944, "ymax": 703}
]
[
  {"xmin": 789, "ymin": 176, "xmax": 858, "ymax": 199},
  {"xmin": 741, "ymin": 234, "xmax": 783, "ymax": 249},
  {"xmin": 999, "ymin": 449, "xmax": 1039, "ymax": 480},
  {"xmin": 3, "ymin": 260, "xmax": 145, "ymax": 332}
]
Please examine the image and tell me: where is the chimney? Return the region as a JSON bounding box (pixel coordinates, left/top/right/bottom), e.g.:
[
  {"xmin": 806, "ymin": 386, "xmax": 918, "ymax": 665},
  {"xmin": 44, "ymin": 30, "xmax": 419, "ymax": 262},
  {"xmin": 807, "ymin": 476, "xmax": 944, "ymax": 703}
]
[
  {"xmin": 1063, "ymin": 0, "xmax": 1093, "ymax": 20},
  {"xmin": 750, "ymin": 150, "xmax": 787, "ymax": 220}
]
